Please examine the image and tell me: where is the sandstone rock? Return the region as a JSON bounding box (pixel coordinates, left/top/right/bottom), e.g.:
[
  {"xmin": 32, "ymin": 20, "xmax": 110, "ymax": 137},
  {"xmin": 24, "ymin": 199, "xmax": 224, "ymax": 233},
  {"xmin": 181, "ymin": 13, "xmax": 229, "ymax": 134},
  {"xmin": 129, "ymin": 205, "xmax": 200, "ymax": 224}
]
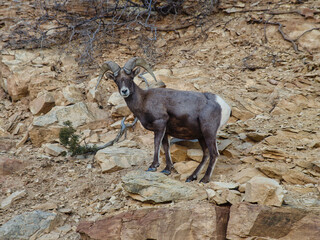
[
  {"xmin": 88, "ymin": 132, "xmax": 99, "ymax": 143},
  {"xmin": 170, "ymin": 144, "xmax": 188, "ymax": 162},
  {"xmin": 226, "ymin": 190, "xmax": 242, "ymax": 205},
  {"xmin": 227, "ymin": 203, "xmax": 320, "ymax": 240},
  {"xmin": 44, "ymin": 143, "xmax": 67, "ymax": 157},
  {"xmin": 217, "ymin": 139, "xmax": 233, "ymax": 152},
  {"xmin": 122, "ymin": 170, "xmax": 207, "ymax": 203},
  {"xmin": 0, "ymin": 157, "xmax": 27, "ymax": 175},
  {"xmin": 107, "ymin": 92, "xmax": 131, "ymax": 117},
  {"xmin": 86, "ymin": 88, "xmax": 101, "ymax": 103},
  {"xmin": 33, "ymin": 102, "xmax": 95, "ymax": 128},
  {"xmin": 187, "ymin": 148, "xmax": 203, "ymax": 162},
  {"xmin": 232, "ymin": 167, "xmax": 266, "ymax": 184},
  {"xmin": 208, "ymin": 181, "xmax": 239, "ymax": 191},
  {"xmin": 110, "ymin": 119, "xmax": 122, "ymax": 129},
  {"xmin": 312, "ymin": 160, "xmax": 320, "ymax": 172},
  {"xmin": 1, "ymin": 190, "xmax": 27, "ymax": 209},
  {"xmin": 282, "ymin": 169, "xmax": 318, "ymax": 185},
  {"xmin": 207, "ymin": 188, "xmax": 241, "ymax": 205},
  {"xmin": 62, "ymin": 84, "xmax": 85, "ymax": 105},
  {"xmin": 256, "ymin": 162, "xmax": 289, "ymax": 180},
  {"xmin": 244, "ymin": 176, "xmax": 284, "ymax": 206},
  {"xmin": 221, "ymin": 149, "xmax": 239, "ymax": 158},
  {"xmin": 231, "ymin": 107, "xmax": 255, "ymax": 121},
  {"xmin": 246, "ymin": 131, "xmax": 269, "ymax": 142},
  {"xmin": 86, "ymin": 102, "xmax": 109, "ymax": 121},
  {"xmin": 139, "ymin": 69, "xmax": 173, "ymax": 84},
  {"xmin": 115, "ymin": 140, "xmax": 138, "ymax": 148},
  {"xmin": 256, "ymin": 162, "xmax": 318, "ymax": 184},
  {"xmin": 30, "ymin": 102, "xmax": 95, "ymax": 146},
  {"xmin": 206, "ymin": 188, "xmax": 216, "ymax": 201},
  {"xmin": 174, "ymin": 160, "xmax": 199, "ymax": 180},
  {"xmin": 6, "ymin": 73, "xmax": 30, "ymax": 101},
  {"xmin": 29, "ymin": 92, "xmax": 55, "ymax": 115},
  {"xmin": 32, "ymin": 202, "xmax": 58, "ymax": 211},
  {"xmin": 0, "ymin": 210, "xmax": 59, "ymax": 240},
  {"xmin": 108, "ymin": 92, "xmax": 124, "ymax": 106},
  {"xmin": 112, "ymin": 102, "xmax": 131, "ymax": 117},
  {"xmin": 29, "ymin": 126, "xmax": 61, "ymax": 148},
  {"xmin": 77, "ymin": 202, "xmax": 229, "ymax": 240},
  {"xmin": 95, "ymin": 147, "xmax": 149, "ymax": 173}
]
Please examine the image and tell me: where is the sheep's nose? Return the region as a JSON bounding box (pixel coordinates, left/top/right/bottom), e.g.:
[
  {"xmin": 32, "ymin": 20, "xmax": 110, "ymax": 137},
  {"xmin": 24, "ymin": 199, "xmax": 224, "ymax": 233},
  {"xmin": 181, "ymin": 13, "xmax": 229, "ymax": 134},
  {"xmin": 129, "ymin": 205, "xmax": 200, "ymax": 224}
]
[{"xmin": 121, "ymin": 89, "xmax": 128, "ymax": 95}]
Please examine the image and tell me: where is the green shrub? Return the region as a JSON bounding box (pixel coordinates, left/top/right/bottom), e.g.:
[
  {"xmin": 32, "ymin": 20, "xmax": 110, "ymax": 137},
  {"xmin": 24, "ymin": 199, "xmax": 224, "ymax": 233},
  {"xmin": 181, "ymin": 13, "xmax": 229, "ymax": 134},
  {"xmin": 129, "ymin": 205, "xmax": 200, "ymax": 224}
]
[{"xmin": 59, "ymin": 121, "xmax": 98, "ymax": 156}]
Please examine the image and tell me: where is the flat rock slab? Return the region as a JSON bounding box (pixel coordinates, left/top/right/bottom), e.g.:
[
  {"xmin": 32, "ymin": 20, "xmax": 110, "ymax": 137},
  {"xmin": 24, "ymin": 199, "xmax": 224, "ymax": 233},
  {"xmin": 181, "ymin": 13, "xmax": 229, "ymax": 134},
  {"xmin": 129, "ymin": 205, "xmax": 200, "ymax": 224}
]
[
  {"xmin": 227, "ymin": 203, "xmax": 320, "ymax": 240},
  {"xmin": 95, "ymin": 147, "xmax": 149, "ymax": 173},
  {"xmin": 77, "ymin": 202, "xmax": 230, "ymax": 240},
  {"xmin": 32, "ymin": 102, "xmax": 94, "ymax": 128},
  {"xmin": 1, "ymin": 190, "xmax": 26, "ymax": 209},
  {"xmin": 0, "ymin": 210, "xmax": 59, "ymax": 240},
  {"xmin": 122, "ymin": 170, "xmax": 207, "ymax": 203},
  {"xmin": 245, "ymin": 176, "xmax": 284, "ymax": 207}
]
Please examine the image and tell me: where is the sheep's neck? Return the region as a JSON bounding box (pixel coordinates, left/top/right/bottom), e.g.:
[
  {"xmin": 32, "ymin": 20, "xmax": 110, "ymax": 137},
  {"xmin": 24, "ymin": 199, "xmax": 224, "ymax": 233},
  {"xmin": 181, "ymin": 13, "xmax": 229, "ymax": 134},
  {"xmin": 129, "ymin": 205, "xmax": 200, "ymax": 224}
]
[{"xmin": 124, "ymin": 83, "xmax": 145, "ymax": 117}]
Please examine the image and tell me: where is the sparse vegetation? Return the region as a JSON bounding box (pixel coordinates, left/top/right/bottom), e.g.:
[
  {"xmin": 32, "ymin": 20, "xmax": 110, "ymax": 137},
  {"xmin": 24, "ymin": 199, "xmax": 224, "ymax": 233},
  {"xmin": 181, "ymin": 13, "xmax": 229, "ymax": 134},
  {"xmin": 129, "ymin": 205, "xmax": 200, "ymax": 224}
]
[{"xmin": 59, "ymin": 121, "xmax": 98, "ymax": 156}]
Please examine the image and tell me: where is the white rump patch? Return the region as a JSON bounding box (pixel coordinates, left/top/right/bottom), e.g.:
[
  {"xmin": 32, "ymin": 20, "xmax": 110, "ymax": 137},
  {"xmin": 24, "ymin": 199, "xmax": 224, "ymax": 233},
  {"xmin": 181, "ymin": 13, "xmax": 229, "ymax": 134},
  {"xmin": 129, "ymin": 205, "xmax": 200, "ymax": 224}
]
[{"xmin": 215, "ymin": 95, "xmax": 231, "ymax": 129}]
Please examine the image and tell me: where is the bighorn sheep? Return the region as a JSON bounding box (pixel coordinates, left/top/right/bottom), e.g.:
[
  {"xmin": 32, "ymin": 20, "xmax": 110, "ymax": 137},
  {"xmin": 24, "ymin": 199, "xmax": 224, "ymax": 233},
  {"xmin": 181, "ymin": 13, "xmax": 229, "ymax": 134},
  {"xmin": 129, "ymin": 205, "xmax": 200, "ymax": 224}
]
[{"xmin": 96, "ymin": 57, "xmax": 231, "ymax": 183}]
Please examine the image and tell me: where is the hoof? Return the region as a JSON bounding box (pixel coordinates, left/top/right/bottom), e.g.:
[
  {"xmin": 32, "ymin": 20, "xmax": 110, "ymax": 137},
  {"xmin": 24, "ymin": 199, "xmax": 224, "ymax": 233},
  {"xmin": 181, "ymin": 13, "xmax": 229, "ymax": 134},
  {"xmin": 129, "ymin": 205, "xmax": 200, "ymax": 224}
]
[
  {"xmin": 161, "ymin": 169, "xmax": 171, "ymax": 175},
  {"xmin": 147, "ymin": 167, "xmax": 157, "ymax": 172},
  {"xmin": 186, "ymin": 175, "xmax": 197, "ymax": 182},
  {"xmin": 199, "ymin": 177, "xmax": 210, "ymax": 184}
]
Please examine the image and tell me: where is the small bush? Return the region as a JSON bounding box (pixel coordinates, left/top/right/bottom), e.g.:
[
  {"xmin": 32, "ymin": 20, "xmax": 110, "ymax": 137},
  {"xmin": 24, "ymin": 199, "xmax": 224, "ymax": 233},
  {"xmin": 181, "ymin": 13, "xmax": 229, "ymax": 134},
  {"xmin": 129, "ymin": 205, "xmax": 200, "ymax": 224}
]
[{"xmin": 59, "ymin": 121, "xmax": 98, "ymax": 156}]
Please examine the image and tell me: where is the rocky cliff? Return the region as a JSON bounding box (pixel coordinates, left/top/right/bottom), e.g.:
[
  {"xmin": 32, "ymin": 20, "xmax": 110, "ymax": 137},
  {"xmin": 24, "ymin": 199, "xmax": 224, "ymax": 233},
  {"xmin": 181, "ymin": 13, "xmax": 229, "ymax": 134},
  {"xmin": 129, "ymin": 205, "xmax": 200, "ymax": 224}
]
[{"xmin": 0, "ymin": 0, "xmax": 319, "ymax": 239}]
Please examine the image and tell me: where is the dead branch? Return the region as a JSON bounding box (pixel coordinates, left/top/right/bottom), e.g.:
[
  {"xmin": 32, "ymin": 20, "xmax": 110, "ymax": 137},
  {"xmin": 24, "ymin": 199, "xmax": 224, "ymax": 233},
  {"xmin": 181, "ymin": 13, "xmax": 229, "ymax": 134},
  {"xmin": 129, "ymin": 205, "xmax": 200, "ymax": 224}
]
[
  {"xmin": 140, "ymin": 22, "xmax": 194, "ymax": 32},
  {"xmin": 248, "ymin": 18, "xmax": 298, "ymax": 52},
  {"xmin": 225, "ymin": 8, "xmax": 320, "ymax": 17},
  {"xmin": 294, "ymin": 27, "xmax": 320, "ymax": 41},
  {"xmin": 249, "ymin": 17, "xmax": 320, "ymax": 53},
  {"xmin": 96, "ymin": 117, "xmax": 138, "ymax": 151},
  {"xmin": 4, "ymin": 0, "xmax": 220, "ymax": 64}
]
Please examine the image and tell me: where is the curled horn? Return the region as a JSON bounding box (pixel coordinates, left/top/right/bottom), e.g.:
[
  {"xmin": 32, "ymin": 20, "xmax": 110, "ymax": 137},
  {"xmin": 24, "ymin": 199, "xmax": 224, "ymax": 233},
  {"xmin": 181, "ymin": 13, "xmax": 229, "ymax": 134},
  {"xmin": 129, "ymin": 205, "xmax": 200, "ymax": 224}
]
[
  {"xmin": 123, "ymin": 57, "xmax": 157, "ymax": 82},
  {"xmin": 95, "ymin": 61, "xmax": 120, "ymax": 90}
]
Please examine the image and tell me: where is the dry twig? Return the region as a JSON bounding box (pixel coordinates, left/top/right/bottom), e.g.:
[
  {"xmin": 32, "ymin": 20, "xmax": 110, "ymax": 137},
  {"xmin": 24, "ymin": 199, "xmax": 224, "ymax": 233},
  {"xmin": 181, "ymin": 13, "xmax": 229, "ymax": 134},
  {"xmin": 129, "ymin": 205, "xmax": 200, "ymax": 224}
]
[{"xmin": 96, "ymin": 117, "xmax": 138, "ymax": 151}]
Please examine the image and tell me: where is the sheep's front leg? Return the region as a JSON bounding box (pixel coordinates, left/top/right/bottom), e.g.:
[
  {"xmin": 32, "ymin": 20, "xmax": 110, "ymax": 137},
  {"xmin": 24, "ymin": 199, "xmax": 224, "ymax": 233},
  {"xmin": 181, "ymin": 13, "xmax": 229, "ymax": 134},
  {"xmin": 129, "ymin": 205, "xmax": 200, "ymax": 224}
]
[
  {"xmin": 160, "ymin": 134, "xmax": 174, "ymax": 175},
  {"xmin": 147, "ymin": 124, "xmax": 166, "ymax": 172}
]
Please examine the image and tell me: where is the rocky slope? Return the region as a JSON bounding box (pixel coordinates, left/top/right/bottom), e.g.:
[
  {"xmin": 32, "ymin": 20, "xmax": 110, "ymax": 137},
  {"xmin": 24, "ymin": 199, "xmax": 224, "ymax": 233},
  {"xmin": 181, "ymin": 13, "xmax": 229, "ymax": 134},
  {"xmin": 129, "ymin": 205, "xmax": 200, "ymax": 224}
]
[{"xmin": 0, "ymin": 0, "xmax": 320, "ymax": 239}]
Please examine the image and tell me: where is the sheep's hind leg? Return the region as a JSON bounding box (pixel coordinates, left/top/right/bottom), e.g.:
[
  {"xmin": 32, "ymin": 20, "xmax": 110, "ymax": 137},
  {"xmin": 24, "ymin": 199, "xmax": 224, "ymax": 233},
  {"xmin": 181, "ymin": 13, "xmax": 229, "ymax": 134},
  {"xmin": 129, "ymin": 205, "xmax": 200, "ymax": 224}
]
[
  {"xmin": 160, "ymin": 134, "xmax": 174, "ymax": 175},
  {"xmin": 199, "ymin": 136, "xmax": 219, "ymax": 183},
  {"xmin": 186, "ymin": 138, "xmax": 208, "ymax": 182},
  {"xmin": 147, "ymin": 126, "xmax": 166, "ymax": 172},
  {"xmin": 198, "ymin": 105, "xmax": 220, "ymax": 183}
]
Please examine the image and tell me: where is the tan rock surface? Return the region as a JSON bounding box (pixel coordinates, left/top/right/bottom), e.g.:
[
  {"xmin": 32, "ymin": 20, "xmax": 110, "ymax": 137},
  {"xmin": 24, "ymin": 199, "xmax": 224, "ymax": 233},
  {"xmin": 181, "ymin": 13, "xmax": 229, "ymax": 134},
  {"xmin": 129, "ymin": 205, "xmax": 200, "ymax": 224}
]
[
  {"xmin": 244, "ymin": 176, "xmax": 284, "ymax": 206},
  {"xmin": 77, "ymin": 202, "xmax": 229, "ymax": 240},
  {"xmin": 227, "ymin": 203, "xmax": 320, "ymax": 240}
]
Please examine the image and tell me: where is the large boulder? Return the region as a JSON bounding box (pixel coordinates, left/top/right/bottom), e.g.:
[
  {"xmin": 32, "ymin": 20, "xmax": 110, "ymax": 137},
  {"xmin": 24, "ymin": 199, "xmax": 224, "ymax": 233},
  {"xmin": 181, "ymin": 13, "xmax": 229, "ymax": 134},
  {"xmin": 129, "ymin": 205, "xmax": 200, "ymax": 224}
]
[
  {"xmin": 6, "ymin": 73, "xmax": 31, "ymax": 101},
  {"xmin": 244, "ymin": 176, "xmax": 284, "ymax": 207},
  {"xmin": 95, "ymin": 147, "xmax": 150, "ymax": 173},
  {"xmin": 77, "ymin": 202, "xmax": 230, "ymax": 240},
  {"xmin": 0, "ymin": 211, "xmax": 59, "ymax": 240},
  {"xmin": 29, "ymin": 102, "xmax": 95, "ymax": 146},
  {"xmin": 122, "ymin": 170, "xmax": 207, "ymax": 203},
  {"xmin": 227, "ymin": 203, "xmax": 320, "ymax": 240},
  {"xmin": 29, "ymin": 92, "xmax": 55, "ymax": 115}
]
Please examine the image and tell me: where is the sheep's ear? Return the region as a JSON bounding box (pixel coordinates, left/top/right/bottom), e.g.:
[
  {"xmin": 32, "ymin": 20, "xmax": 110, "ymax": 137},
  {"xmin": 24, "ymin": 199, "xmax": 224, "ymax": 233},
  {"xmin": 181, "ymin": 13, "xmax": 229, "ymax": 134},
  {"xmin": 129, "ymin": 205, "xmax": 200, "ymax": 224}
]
[
  {"xmin": 133, "ymin": 67, "xmax": 141, "ymax": 77},
  {"xmin": 106, "ymin": 72, "xmax": 114, "ymax": 80}
]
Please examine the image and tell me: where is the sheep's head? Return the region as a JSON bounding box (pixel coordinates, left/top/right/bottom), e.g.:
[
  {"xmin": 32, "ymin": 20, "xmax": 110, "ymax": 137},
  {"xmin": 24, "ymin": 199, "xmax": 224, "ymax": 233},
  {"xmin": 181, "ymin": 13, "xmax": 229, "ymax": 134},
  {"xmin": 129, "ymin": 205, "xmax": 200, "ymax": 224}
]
[{"xmin": 95, "ymin": 57, "xmax": 157, "ymax": 98}]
